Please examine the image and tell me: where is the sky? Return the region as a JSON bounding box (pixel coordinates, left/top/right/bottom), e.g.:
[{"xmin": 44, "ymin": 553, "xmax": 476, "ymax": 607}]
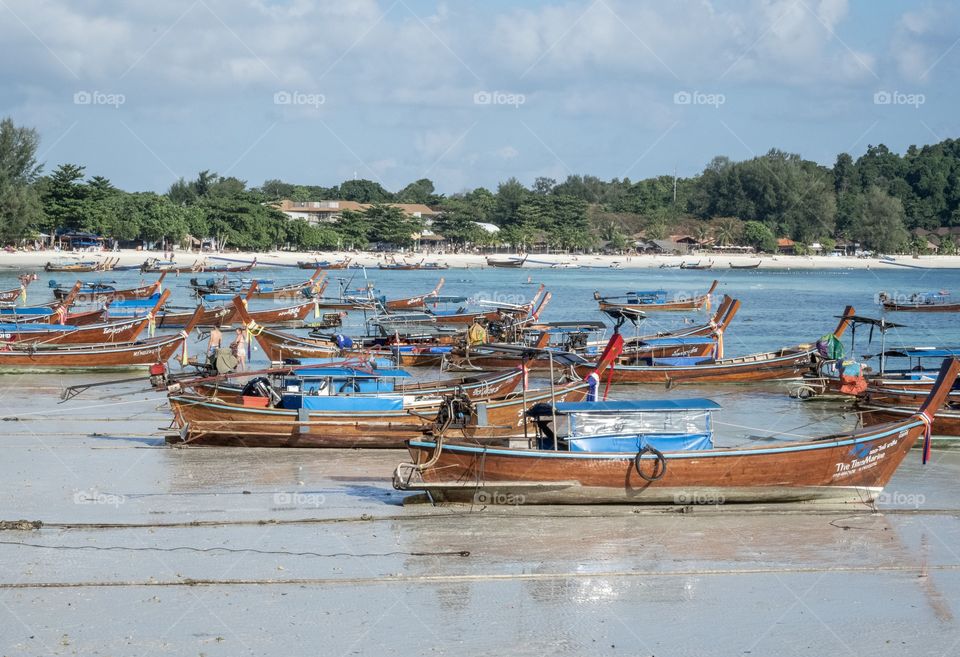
[{"xmin": 1, "ymin": 0, "xmax": 958, "ymax": 195}]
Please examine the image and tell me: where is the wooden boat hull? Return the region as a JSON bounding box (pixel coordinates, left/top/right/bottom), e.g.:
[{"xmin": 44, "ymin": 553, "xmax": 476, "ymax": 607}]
[
  {"xmin": 17, "ymin": 308, "xmax": 106, "ymax": 327},
  {"xmin": 0, "ymin": 286, "xmax": 26, "ymax": 303},
  {"xmin": 168, "ymin": 378, "xmax": 586, "ymax": 447},
  {"xmin": 596, "ymin": 280, "xmax": 719, "ymax": 314},
  {"xmin": 167, "ymin": 395, "xmax": 432, "ymax": 447},
  {"xmin": 881, "ymin": 301, "xmax": 960, "ymax": 312},
  {"xmin": 859, "ymin": 404, "xmax": 960, "ymax": 436},
  {"xmin": 402, "ymin": 417, "xmax": 927, "ymax": 504},
  {"xmin": 0, "ymin": 316, "xmax": 149, "ymax": 345},
  {"xmin": 580, "ymin": 348, "xmax": 815, "ymax": 384},
  {"xmin": 225, "ymin": 300, "xmax": 315, "ymax": 326},
  {"xmin": 0, "ymin": 334, "xmax": 184, "ymax": 372},
  {"xmin": 53, "ymin": 281, "xmax": 161, "ymax": 302}
]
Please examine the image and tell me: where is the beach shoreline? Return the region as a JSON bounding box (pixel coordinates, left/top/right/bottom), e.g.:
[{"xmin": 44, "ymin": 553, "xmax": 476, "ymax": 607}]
[{"xmin": 2, "ymin": 248, "xmax": 959, "ymax": 271}]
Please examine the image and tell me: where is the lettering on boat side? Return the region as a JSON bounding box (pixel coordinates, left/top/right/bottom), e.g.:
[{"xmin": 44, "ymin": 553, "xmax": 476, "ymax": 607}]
[
  {"xmin": 132, "ymin": 348, "xmax": 162, "ymax": 357},
  {"xmin": 102, "ymin": 324, "xmax": 131, "ymax": 336},
  {"xmin": 833, "ymin": 438, "xmax": 898, "ymax": 480}
]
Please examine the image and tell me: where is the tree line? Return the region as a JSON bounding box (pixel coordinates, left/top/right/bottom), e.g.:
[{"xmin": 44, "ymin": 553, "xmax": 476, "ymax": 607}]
[{"xmin": 2, "ymin": 116, "xmax": 959, "ymax": 254}]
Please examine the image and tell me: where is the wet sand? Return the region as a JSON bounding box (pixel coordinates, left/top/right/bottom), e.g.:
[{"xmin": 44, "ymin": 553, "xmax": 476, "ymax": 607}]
[{"xmin": 2, "ymin": 374, "xmax": 960, "ymax": 656}]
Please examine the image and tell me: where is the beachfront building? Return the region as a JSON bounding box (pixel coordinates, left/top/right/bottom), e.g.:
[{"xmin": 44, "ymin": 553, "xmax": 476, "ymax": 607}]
[{"xmin": 277, "ymin": 200, "xmax": 438, "ymax": 224}]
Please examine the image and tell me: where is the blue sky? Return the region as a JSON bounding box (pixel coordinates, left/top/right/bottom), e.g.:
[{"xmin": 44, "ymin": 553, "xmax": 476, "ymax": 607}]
[{"xmin": 1, "ymin": 0, "xmax": 957, "ymax": 194}]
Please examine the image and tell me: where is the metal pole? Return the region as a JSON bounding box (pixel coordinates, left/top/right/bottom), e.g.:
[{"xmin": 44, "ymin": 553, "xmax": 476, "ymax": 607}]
[{"xmin": 549, "ymin": 351, "xmax": 557, "ymax": 451}]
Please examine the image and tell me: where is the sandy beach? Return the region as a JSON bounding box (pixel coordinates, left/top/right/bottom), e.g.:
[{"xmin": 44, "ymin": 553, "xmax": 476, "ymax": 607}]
[{"xmin": 3, "ymin": 248, "xmax": 960, "ymax": 271}]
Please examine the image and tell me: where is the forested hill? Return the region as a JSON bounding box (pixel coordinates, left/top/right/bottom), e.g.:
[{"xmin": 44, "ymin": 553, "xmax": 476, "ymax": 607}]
[{"xmin": 1, "ymin": 116, "xmax": 958, "ymax": 254}]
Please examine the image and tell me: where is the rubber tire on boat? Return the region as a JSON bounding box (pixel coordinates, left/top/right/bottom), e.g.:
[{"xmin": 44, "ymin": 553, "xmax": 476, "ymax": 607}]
[{"xmin": 634, "ymin": 445, "xmax": 666, "ymax": 482}]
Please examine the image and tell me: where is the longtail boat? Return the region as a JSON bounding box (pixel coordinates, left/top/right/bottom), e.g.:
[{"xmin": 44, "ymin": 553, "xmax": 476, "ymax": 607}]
[
  {"xmin": 298, "ymin": 258, "xmax": 351, "ymax": 270},
  {"xmin": 427, "ymin": 285, "xmax": 548, "ymax": 327},
  {"xmin": 203, "ymin": 258, "xmax": 257, "ymax": 274},
  {"xmin": 394, "ymin": 357, "xmax": 960, "ymax": 505},
  {"xmin": 44, "ymin": 258, "xmax": 100, "ymax": 273},
  {"xmin": 0, "ymin": 291, "xmax": 169, "ymax": 345},
  {"xmin": 486, "ymin": 255, "xmax": 526, "ymax": 268},
  {"xmin": 680, "ymin": 260, "xmax": 714, "ymax": 270},
  {"xmin": 729, "ymin": 260, "xmax": 761, "ymax": 270},
  {"xmin": 141, "ymin": 258, "xmax": 205, "ymax": 274},
  {"xmin": 575, "ymin": 306, "xmax": 855, "ymax": 385},
  {"xmin": 595, "ymin": 280, "xmax": 718, "ymax": 317},
  {"xmin": 53, "ymin": 273, "xmax": 166, "ymax": 302},
  {"xmin": 878, "ymin": 291, "xmax": 960, "ymax": 312},
  {"xmin": 0, "ymin": 305, "xmax": 203, "ymax": 372},
  {"xmin": 0, "ymin": 275, "xmax": 35, "ymax": 303},
  {"xmin": 192, "ymin": 270, "xmax": 325, "ymax": 300},
  {"xmin": 167, "ymin": 367, "xmax": 591, "ymax": 448},
  {"xmin": 384, "ymin": 278, "xmax": 445, "ymax": 310}
]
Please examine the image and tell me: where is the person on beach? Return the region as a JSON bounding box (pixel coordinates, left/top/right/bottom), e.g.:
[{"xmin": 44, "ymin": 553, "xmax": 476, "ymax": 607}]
[{"xmin": 231, "ymin": 328, "xmax": 247, "ymax": 369}]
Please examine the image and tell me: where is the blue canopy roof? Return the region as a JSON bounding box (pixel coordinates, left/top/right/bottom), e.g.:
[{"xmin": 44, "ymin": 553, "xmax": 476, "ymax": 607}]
[
  {"xmin": 290, "ymin": 357, "xmax": 395, "ymax": 368},
  {"xmin": 554, "ymin": 399, "xmax": 721, "ymax": 413},
  {"xmin": 0, "ymin": 307, "xmax": 54, "ymax": 316},
  {"xmin": 0, "ymin": 323, "xmax": 78, "ymax": 331}
]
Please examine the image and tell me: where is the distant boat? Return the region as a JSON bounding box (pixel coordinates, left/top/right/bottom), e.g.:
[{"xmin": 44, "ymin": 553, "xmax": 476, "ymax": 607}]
[
  {"xmin": 486, "ymin": 255, "xmax": 527, "ymax": 268},
  {"xmin": 680, "ymin": 260, "xmax": 714, "ymax": 270},
  {"xmin": 729, "ymin": 260, "xmax": 761, "ymax": 270}
]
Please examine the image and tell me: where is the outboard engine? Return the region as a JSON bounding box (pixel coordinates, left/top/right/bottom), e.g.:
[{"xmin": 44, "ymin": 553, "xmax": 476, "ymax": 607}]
[{"xmin": 241, "ymin": 376, "xmax": 281, "ymax": 407}]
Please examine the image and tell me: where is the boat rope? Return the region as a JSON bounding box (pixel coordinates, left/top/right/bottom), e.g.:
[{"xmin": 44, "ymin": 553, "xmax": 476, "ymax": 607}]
[
  {"xmin": 714, "ymin": 411, "xmax": 853, "ymax": 441},
  {"xmin": 2, "ymin": 563, "xmax": 960, "ymax": 590}
]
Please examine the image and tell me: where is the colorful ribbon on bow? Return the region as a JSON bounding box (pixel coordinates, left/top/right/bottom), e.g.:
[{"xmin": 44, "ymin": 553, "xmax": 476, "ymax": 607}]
[{"xmin": 918, "ymin": 411, "xmax": 934, "ymax": 464}]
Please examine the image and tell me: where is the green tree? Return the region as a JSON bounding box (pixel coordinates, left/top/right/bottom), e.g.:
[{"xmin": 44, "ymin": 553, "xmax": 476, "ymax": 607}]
[
  {"xmin": 364, "ymin": 204, "xmax": 422, "ymax": 247},
  {"xmin": 396, "ymin": 178, "xmax": 437, "ymax": 205},
  {"xmin": 0, "ymin": 117, "xmax": 44, "ymax": 242},
  {"xmin": 847, "ymin": 186, "xmax": 909, "ymax": 254},
  {"xmin": 335, "ymin": 209, "xmax": 370, "ymax": 249},
  {"xmin": 741, "ymin": 221, "xmax": 777, "ymax": 252},
  {"xmin": 339, "ymin": 179, "xmax": 392, "ymax": 203}
]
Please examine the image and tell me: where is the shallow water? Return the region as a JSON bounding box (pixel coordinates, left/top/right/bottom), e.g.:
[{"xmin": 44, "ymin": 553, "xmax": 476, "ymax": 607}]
[{"xmin": 2, "ymin": 265, "xmax": 960, "ymax": 655}]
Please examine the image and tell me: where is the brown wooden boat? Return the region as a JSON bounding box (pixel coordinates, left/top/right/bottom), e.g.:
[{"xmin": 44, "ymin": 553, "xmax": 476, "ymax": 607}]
[
  {"xmin": 859, "ymin": 400, "xmax": 960, "ymax": 437},
  {"xmin": 0, "ymin": 305, "xmax": 203, "ymax": 372},
  {"xmin": 878, "ymin": 291, "xmax": 960, "ymax": 313},
  {"xmin": 395, "ymin": 358, "xmax": 960, "ymax": 505},
  {"xmin": 574, "ymin": 306, "xmax": 855, "ymax": 385},
  {"xmin": 6, "ymin": 283, "xmax": 105, "ymax": 327},
  {"xmin": 0, "ymin": 275, "xmax": 34, "ymax": 303},
  {"xmin": 595, "ymin": 280, "xmax": 719, "ymax": 316},
  {"xmin": 53, "ymin": 273, "xmax": 166, "ymax": 302},
  {"xmin": 167, "ymin": 374, "xmax": 590, "ymax": 448},
  {"xmin": 224, "ymin": 298, "xmax": 315, "ymax": 327},
  {"xmin": 1, "ymin": 291, "xmax": 169, "ymax": 345},
  {"xmin": 236, "ymin": 275, "xmax": 326, "ymax": 301},
  {"xmin": 384, "ymin": 278, "xmax": 445, "ymax": 310}
]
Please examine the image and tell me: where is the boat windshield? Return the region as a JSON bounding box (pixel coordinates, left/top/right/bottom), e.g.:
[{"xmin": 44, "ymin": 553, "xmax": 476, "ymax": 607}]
[{"xmin": 570, "ymin": 409, "xmax": 711, "ymax": 438}]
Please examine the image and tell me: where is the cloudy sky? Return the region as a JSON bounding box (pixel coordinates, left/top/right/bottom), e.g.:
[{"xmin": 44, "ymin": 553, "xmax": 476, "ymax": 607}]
[{"xmin": 1, "ymin": 0, "xmax": 958, "ymax": 194}]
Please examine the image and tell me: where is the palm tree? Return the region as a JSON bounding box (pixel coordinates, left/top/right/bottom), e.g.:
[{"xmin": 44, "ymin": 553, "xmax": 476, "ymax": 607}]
[{"xmin": 712, "ymin": 217, "xmax": 742, "ymax": 246}]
